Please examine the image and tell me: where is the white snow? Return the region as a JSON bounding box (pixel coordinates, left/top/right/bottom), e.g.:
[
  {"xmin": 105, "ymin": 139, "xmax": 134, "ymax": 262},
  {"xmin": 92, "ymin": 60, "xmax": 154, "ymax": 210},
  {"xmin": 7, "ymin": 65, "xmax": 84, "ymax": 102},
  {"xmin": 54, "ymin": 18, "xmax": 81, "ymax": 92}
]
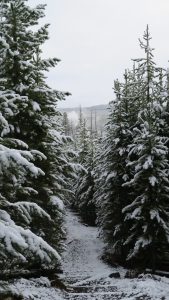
[
  {"xmin": 50, "ymin": 196, "xmax": 64, "ymax": 211},
  {"xmin": 149, "ymin": 175, "xmax": 158, "ymax": 186},
  {"xmin": 112, "ymin": 275, "xmax": 169, "ymax": 300},
  {"xmin": 62, "ymin": 210, "xmax": 115, "ymax": 279},
  {"xmin": 1, "ymin": 277, "xmax": 64, "ymax": 300},
  {"xmin": 1, "ymin": 210, "xmax": 169, "ymax": 299},
  {"xmin": 32, "ymin": 101, "xmax": 41, "ymax": 112},
  {"xmin": 60, "ymin": 210, "xmax": 169, "ymax": 299},
  {"xmin": 0, "ymin": 210, "xmax": 61, "ymax": 264},
  {"xmin": 143, "ymin": 155, "xmax": 153, "ymax": 169}
]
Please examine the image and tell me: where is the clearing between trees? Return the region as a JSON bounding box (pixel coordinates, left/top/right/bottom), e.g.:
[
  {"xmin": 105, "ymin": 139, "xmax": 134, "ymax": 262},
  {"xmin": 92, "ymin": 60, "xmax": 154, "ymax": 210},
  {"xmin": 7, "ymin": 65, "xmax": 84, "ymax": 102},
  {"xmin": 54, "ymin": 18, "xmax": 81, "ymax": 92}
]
[{"xmin": 3, "ymin": 209, "xmax": 169, "ymax": 300}]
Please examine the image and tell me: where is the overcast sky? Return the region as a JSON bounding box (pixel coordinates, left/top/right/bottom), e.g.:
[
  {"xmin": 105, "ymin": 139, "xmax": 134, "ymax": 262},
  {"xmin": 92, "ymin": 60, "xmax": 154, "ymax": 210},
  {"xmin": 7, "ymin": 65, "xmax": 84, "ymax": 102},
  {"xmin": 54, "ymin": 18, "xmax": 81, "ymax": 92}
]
[{"xmin": 29, "ymin": 0, "xmax": 169, "ymax": 108}]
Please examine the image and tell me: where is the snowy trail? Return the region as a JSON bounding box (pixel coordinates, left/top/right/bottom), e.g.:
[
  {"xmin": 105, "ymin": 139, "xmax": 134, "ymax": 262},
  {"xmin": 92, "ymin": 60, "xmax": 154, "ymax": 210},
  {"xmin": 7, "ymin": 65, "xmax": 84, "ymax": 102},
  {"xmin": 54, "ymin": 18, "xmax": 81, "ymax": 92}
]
[
  {"xmin": 61, "ymin": 209, "xmax": 123, "ymax": 299},
  {"xmin": 4, "ymin": 209, "xmax": 169, "ymax": 299},
  {"xmin": 62, "ymin": 209, "xmax": 114, "ymax": 280},
  {"xmin": 61, "ymin": 210, "xmax": 169, "ymax": 300}
]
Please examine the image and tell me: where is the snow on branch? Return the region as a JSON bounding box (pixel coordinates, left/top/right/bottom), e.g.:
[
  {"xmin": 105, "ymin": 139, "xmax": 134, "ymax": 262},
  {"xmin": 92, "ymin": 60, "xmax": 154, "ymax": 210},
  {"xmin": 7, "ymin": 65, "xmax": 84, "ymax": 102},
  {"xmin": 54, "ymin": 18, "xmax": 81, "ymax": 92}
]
[{"xmin": 0, "ymin": 210, "xmax": 60, "ymax": 266}]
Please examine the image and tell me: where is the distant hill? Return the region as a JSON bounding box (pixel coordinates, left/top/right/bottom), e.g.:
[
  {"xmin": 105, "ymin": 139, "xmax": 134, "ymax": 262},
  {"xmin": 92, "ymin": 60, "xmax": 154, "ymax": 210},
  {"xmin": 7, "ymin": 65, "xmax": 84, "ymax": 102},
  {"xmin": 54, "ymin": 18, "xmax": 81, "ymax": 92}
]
[
  {"xmin": 59, "ymin": 104, "xmax": 109, "ymax": 131},
  {"xmin": 59, "ymin": 104, "xmax": 108, "ymax": 112}
]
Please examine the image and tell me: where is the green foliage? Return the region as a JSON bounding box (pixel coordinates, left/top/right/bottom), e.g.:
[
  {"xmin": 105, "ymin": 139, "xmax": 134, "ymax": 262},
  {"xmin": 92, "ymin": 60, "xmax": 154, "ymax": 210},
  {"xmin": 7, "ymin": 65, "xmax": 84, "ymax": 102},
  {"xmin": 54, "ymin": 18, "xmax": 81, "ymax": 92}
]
[
  {"xmin": 95, "ymin": 27, "xmax": 169, "ymax": 270},
  {"xmin": 73, "ymin": 110, "xmax": 97, "ymax": 225},
  {"xmin": 0, "ymin": 0, "xmax": 75, "ymax": 272}
]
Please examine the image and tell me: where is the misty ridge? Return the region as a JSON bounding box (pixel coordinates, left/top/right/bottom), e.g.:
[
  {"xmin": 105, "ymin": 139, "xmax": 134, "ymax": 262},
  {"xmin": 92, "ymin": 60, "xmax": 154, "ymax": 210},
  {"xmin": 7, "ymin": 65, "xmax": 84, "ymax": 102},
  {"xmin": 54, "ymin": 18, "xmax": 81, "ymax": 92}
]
[{"xmin": 59, "ymin": 104, "xmax": 108, "ymax": 132}]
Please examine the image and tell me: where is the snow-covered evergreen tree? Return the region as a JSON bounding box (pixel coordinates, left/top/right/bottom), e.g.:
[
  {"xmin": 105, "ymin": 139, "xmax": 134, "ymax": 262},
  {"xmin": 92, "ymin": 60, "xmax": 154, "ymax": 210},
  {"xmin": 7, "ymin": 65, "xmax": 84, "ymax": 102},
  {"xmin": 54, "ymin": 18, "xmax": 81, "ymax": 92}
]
[
  {"xmin": 0, "ymin": 87, "xmax": 61, "ymax": 271},
  {"xmin": 0, "ymin": 0, "xmax": 76, "ymax": 271},
  {"xmin": 94, "ymin": 27, "xmax": 169, "ymax": 271},
  {"xmin": 122, "ymin": 27, "xmax": 169, "ymax": 271},
  {"xmin": 94, "ymin": 73, "xmax": 134, "ymax": 263},
  {"xmin": 73, "ymin": 111, "xmax": 97, "ymax": 225},
  {"xmin": 62, "ymin": 112, "xmax": 72, "ymax": 136}
]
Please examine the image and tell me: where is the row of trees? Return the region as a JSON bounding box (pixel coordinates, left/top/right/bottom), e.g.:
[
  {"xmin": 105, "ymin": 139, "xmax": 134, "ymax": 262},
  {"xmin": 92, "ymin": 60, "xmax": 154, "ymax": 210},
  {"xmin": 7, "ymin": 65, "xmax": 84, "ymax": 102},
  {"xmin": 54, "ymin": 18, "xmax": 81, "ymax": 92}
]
[
  {"xmin": 72, "ymin": 108, "xmax": 97, "ymax": 225},
  {"xmin": 73, "ymin": 27, "xmax": 169, "ymax": 272},
  {"xmin": 1, "ymin": 1, "xmax": 167, "ymax": 275},
  {"xmin": 0, "ymin": 0, "xmax": 77, "ymax": 274}
]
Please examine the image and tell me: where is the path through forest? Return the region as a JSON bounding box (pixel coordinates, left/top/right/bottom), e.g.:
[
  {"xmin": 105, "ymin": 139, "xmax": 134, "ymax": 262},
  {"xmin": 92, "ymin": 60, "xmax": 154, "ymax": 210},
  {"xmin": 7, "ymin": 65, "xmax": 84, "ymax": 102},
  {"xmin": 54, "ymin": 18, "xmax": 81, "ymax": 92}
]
[
  {"xmin": 60, "ymin": 210, "xmax": 169, "ymax": 300},
  {"xmin": 61, "ymin": 209, "xmax": 125, "ymax": 299},
  {"xmin": 4, "ymin": 209, "xmax": 169, "ymax": 299}
]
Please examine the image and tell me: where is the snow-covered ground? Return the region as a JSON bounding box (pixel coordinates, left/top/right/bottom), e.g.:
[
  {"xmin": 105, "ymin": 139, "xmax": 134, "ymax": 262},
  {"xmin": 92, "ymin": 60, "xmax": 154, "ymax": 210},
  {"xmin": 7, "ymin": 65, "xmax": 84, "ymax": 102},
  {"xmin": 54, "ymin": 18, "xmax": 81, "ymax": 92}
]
[
  {"xmin": 61, "ymin": 209, "xmax": 116, "ymax": 279},
  {"xmin": 2, "ymin": 277, "xmax": 64, "ymax": 300},
  {"xmin": 61, "ymin": 210, "xmax": 169, "ymax": 299},
  {"xmin": 2, "ymin": 209, "xmax": 169, "ymax": 299}
]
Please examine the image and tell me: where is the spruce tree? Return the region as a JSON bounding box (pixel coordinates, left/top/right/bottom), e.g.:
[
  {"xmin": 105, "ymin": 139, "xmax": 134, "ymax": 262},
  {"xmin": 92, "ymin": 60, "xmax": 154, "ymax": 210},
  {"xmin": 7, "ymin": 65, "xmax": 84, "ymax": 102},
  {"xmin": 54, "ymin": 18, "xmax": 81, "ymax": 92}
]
[
  {"xmin": 122, "ymin": 27, "xmax": 169, "ymax": 271},
  {"xmin": 62, "ymin": 112, "xmax": 72, "ymax": 136},
  {"xmin": 73, "ymin": 110, "xmax": 97, "ymax": 225},
  {"xmin": 0, "ymin": 0, "xmax": 76, "ymax": 269},
  {"xmin": 95, "ymin": 27, "xmax": 169, "ymax": 271},
  {"xmin": 0, "ymin": 87, "xmax": 60, "ymax": 272},
  {"xmin": 94, "ymin": 74, "xmax": 134, "ymax": 263}
]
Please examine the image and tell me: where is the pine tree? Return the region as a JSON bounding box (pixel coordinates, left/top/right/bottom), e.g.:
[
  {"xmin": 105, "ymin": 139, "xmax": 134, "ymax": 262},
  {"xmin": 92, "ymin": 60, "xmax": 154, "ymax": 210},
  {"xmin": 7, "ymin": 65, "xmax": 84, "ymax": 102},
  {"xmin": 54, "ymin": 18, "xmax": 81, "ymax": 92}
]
[
  {"xmin": 0, "ymin": 86, "xmax": 60, "ymax": 272},
  {"xmin": 73, "ymin": 110, "xmax": 97, "ymax": 225},
  {"xmin": 62, "ymin": 112, "xmax": 72, "ymax": 136},
  {"xmin": 94, "ymin": 73, "xmax": 134, "ymax": 263},
  {"xmin": 94, "ymin": 27, "xmax": 169, "ymax": 271},
  {"xmin": 0, "ymin": 0, "xmax": 76, "ymax": 270},
  {"xmin": 122, "ymin": 27, "xmax": 169, "ymax": 271}
]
